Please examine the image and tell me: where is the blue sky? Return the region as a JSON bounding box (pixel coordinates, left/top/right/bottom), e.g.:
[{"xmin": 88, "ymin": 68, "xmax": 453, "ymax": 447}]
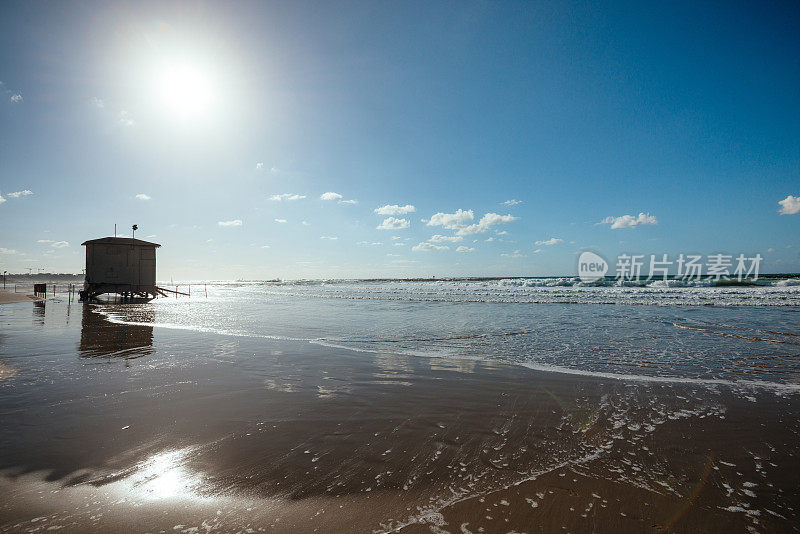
[{"xmin": 1, "ymin": 1, "xmax": 798, "ymax": 279}]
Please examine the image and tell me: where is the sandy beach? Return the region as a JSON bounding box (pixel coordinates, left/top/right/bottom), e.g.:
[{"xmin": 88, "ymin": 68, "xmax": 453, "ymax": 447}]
[{"xmin": 0, "ymin": 295, "xmax": 798, "ymax": 533}]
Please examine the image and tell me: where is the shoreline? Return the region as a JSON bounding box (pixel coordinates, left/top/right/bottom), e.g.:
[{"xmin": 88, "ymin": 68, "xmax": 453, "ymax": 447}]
[{"xmin": 98, "ymin": 307, "xmax": 800, "ymax": 395}]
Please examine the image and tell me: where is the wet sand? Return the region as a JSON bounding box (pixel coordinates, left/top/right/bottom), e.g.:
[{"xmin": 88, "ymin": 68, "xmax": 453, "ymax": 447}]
[
  {"xmin": 0, "ymin": 291, "xmax": 43, "ymax": 305},
  {"xmin": 0, "ymin": 300, "xmax": 798, "ymax": 533}
]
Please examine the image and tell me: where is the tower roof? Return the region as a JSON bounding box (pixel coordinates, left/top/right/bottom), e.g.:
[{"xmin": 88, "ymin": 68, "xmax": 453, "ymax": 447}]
[{"xmin": 81, "ymin": 237, "xmax": 161, "ymax": 247}]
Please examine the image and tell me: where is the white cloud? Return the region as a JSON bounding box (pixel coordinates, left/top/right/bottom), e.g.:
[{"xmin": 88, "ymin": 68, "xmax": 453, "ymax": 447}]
[
  {"xmin": 0, "ymin": 194, "xmax": 5, "ymax": 204},
  {"xmin": 429, "ymin": 234, "xmax": 463, "ymax": 243},
  {"xmin": 302, "ymin": 220, "xmax": 311, "ymax": 226},
  {"xmin": 118, "ymin": 110, "xmax": 134, "ymax": 126},
  {"xmin": 502, "ymin": 199, "xmax": 522, "ymax": 206},
  {"xmin": 7, "ymin": 190, "xmax": 33, "ymax": 198},
  {"xmin": 374, "ymin": 204, "xmax": 416, "ymax": 215},
  {"xmin": 377, "ymin": 217, "xmax": 410, "ymax": 230},
  {"xmin": 146, "ymin": 234, "xmax": 156, "ymax": 238},
  {"xmin": 256, "ymin": 162, "xmax": 264, "ymax": 170},
  {"xmin": 357, "ymin": 241, "xmax": 383, "ymax": 246},
  {"xmin": 320, "ymin": 236, "xmax": 338, "ymax": 240},
  {"xmin": 90, "ymin": 97, "xmax": 104, "ymax": 108},
  {"xmin": 0, "ymin": 247, "xmax": 18, "ymax": 254},
  {"xmin": 135, "ymin": 193, "xmax": 151, "ymax": 201},
  {"xmin": 317, "ymin": 191, "xmax": 356, "ymax": 204},
  {"xmin": 393, "ymin": 242, "xmax": 405, "ymax": 246},
  {"xmin": 269, "ymin": 193, "xmax": 306, "ymax": 201},
  {"xmin": 426, "ymin": 209, "xmax": 474, "ymax": 229},
  {"xmin": 261, "ymin": 245, "xmax": 271, "ymax": 249},
  {"xmin": 501, "ymin": 250, "xmax": 526, "ymax": 258},
  {"xmin": 778, "ymin": 195, "xmax": 800, "ymax": 215},
  {"xmin": 534, "ymin": 237, "xmax": 563, "ymax": 246},
  {"xmin": 426, "ymin": 209, "xmax": 517, "ymax": 235},
  {"xmin": 10, "ymin": 93, "xmax": 22, "ymax": 103},
  {"xmin": 456, "ymin": 213, "xmax": 518, "ymax": 235},
  {"xmin": 37, "ymin": 239, "xmax": 53, "ymax": 243},
  {"xmin": 767, "ymin": 248, "xmax": 775, "ymax": 252},
  {"xmin": 218, "ymin": 219, "xmax": 243, "ymax": 227},
  {"xmin": 386, "ymin": 253, "xmax": 400, "ymax": 257},
  {"xmin": 51, "ymin": 241, "xmax": 69, "ymax": 248},
  {"xmin": 598, "ymin": 213, "xmax": 658, "ymax": 229},
  {"xmin": 533, "ymin": 248, "xmax": 543, "ymax": 254},
  {"xmin": 481, "ymin": 212, "xmax": 518, "ymax": 226},
  {"xmin": 456, "ymin": 246, "xmax": 475, "ymax": 253},
  {"xmin": 412, "ymin": 242, "xmax": 449, "ymax": 252},
  {"xmin": 391, "ymin": 236, "xmax": 402, "ymax": 240},
  {"xmin": 274, "ymin": 218, "xmax": 287, "ymax": 224}
]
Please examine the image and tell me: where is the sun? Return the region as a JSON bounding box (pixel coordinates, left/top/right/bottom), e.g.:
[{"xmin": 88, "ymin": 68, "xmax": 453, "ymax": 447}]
[{"xmin": 155, "ymin": 60, "xmax": 214, "ymax": 120}]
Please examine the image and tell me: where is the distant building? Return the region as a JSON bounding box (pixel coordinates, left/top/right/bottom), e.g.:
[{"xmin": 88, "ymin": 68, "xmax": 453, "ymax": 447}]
[{"xmin": 80, "ymin": 237, "xmax": 161, "ymax": 300}]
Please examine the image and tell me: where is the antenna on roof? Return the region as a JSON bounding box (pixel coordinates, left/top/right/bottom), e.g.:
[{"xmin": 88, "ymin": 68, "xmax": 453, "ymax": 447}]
[{"xmin": 132, "ymin": 224, "xmax": 138, "ymax": 240}]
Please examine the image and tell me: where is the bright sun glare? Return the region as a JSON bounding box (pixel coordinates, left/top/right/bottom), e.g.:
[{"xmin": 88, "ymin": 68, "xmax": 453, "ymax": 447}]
[{"xmin": 156, "ymin": 60, "xmax": 214, "ymax": 120}]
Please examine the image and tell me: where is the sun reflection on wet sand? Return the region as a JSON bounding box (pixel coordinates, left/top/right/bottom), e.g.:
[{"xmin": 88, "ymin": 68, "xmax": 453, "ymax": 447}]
[{"xmin": 109, "ymin": 447, "xmax": 208, "ymax": 502}]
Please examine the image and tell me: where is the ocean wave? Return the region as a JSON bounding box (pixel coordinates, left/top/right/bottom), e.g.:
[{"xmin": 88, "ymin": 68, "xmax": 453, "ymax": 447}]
[
  {"xmin": 254, "ymin": 281, "xmax": 800, "ymax": 307},
  {"xmin": 243, "ymin": 276, "xmax": 800, "ymax": 291}
]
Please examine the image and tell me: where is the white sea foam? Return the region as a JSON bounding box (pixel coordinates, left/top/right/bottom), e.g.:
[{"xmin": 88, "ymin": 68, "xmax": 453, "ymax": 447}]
[
  {"xmin": 516, "ymin": 361, "xmax": 800, "ymax": 394},
  {"xmin": 251, "ymin": 277, "xmax": 800, "ymax": 307}
]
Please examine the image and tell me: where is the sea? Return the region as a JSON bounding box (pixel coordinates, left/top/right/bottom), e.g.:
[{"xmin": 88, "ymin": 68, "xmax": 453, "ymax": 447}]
[{"xmin": 100, "ymin": 277, "xmax": 800, "ymax": 393}]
